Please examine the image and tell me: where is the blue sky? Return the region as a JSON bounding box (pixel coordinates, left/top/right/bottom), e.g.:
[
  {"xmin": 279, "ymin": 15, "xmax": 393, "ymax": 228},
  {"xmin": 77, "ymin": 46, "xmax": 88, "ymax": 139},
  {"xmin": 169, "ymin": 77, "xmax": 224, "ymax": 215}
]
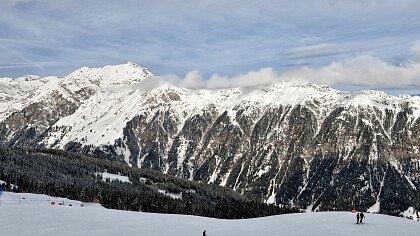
[{"xmin": 1, "ymin": 0, "xmax": 420, "ymax": 94}]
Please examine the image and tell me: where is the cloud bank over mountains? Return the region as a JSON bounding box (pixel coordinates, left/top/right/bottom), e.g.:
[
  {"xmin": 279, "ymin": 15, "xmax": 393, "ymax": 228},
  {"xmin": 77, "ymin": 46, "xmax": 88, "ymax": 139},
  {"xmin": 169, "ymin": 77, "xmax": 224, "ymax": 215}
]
[
  {"xmin": 1, "ymin": 1, "xmax": 420, "ymax": 94},
  {"xmin": 163, "ymin": 52, "xmax": 420, "ymax": 91}
]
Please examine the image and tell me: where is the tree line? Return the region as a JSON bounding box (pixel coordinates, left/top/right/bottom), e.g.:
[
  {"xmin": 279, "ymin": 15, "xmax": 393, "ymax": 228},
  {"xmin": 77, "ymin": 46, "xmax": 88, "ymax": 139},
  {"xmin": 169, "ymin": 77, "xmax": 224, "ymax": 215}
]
[{"xmin": 0, "ymin": 147, "xmax": 299, "ymax": 219}]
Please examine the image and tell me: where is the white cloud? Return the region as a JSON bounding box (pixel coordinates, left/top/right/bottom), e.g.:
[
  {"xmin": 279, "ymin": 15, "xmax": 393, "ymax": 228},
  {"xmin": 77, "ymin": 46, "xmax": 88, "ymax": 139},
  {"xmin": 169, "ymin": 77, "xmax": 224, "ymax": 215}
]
[
  {"xmin": 162, "ymin": 68, "xmax": 282, "ymax": 90},
  {"xmin": 160, "ymin": 70, "xmax": 206, "ymax": 89},
  {"xmin": 2, "ymin": 0, "xmax": 420, "ymax": 78},
  {"xmin": 411, "ymin": 41, "xmax": 420, "ymax": 62},
  {"xmin": 206, "ymin": 68, "xmax": 280, "ymax": 89},
  {"xmin": 283, "ymin": 55, "xmax": 420, "ymax": 87},
  {"xmin": 163, "ymin": 54, "xmax": 420, "ymax": 90},
  {"xmin": 181, "ymin": 70, "xmax": 206, "ymax": 89},
  {"xmin": 0, "ymin": 0, "xmax": 22, "ymax": 8},
  {"xmin": 283, "ymin": 38, "xmax": 401, "ymax": 60}
]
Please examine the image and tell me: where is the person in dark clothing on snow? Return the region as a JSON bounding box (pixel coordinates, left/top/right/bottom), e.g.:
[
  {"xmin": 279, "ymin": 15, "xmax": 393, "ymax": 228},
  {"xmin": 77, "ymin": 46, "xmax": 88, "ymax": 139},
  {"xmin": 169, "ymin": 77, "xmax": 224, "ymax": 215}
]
[
  {"xmin": 356, "ymin": 212, "xmax": 360, "ymax": 224},
  {"xmin": 359, "ymin": 212, "xmax": 365, "ymax": 224},
  {"xmin": 203, "ymin": 230, "xmax": 207, "ymax": 236}
]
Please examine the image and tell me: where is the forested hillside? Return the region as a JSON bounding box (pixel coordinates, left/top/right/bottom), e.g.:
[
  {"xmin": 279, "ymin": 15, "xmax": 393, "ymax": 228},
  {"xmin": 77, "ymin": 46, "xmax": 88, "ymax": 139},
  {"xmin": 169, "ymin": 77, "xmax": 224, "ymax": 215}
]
[{"xmin": 0, "ymin": 147, "xmax": 298, "ymax": 219}]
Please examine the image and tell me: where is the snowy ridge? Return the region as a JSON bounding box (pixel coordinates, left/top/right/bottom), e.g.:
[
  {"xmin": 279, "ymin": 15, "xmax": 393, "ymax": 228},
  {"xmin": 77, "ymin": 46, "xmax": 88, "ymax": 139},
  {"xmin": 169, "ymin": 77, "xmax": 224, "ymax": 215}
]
[
  {"xmin": 0, "ymin": 62, "xmax": 153, "ymax": 123},
  {"xmin": 45, "ymin": 79, "xmax": 420, "ymax": 149},
  {"xmin": 2, "ymin": 62, "xmax": 420, "ymax": 152},
  {"xmin": 0, "ymin": 76, "xmax": 61, "ymax": 121},
  {"xmin": 62, "ymin": 61, "xmax": 153, "ymax": 93}
]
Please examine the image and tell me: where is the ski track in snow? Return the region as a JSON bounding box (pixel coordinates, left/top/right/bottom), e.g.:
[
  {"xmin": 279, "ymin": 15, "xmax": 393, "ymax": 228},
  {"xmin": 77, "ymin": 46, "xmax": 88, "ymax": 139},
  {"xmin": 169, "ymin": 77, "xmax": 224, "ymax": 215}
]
[{"xmin": 1, "ymin": 192, "xmax": 419, "ymax": 236}]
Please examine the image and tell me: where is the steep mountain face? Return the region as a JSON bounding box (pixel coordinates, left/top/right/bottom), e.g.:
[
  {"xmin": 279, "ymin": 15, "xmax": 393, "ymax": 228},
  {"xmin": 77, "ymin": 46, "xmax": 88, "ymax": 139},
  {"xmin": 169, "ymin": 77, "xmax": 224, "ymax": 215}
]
[
  {"xmin": 1, "ymin": 63, "xmax": 420, "ymax": 217},
  {"xmin": 0, "ymin": 62, "xmax": 152, "ymax": 147}
]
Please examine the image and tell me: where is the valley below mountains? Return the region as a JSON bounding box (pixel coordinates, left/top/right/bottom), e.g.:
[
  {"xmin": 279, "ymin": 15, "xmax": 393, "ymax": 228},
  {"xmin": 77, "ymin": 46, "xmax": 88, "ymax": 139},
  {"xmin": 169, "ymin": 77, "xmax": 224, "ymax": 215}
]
[{"xmin": 1, "ymin": 62, "xmax": 419, "ymax": 219}]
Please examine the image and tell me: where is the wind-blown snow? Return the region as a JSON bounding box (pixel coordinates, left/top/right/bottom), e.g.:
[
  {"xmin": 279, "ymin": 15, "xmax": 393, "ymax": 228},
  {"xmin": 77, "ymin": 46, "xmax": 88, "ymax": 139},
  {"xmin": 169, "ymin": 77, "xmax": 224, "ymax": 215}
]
[{"xmin": 0, "ymin": 192, "xmax": 419, "ymax": 236}]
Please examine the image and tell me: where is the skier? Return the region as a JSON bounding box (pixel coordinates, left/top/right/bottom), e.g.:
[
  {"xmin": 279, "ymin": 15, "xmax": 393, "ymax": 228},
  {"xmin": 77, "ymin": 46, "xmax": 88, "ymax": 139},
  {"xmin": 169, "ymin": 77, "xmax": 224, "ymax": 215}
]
[
  {"xmin": 203, "ymin": 230, "xmax": 207, "ymax": 236},
  {"xmin": 356, "ymin": 212, "xmax": 360, "ymax": 224},
  {"xmin": 359, "ymin": 212, "xmax": 365, "ymax": 224}
]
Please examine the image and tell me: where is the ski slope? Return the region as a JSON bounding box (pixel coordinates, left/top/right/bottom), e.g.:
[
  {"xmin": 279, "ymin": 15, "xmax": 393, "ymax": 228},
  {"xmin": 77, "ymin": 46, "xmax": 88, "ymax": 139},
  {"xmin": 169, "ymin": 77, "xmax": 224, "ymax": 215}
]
[{"xmin": 0, "ymin": 192, "xmax": 419, "ymax": 236}]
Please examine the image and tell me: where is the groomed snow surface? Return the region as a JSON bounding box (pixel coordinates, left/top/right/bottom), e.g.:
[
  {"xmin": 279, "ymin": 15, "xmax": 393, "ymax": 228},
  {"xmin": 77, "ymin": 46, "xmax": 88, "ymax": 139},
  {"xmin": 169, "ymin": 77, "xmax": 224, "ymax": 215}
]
[{"xmin": 1, "ymin": 192, "xmax": 420, "ymax": 236}]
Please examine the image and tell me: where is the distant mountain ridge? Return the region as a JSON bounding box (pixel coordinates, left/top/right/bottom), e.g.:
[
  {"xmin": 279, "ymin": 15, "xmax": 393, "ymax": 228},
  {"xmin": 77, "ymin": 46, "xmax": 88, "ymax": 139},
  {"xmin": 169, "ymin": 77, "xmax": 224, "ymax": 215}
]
[{"xmin": 1, "ymin": 62, "xmax": 419, "ymax": 217}]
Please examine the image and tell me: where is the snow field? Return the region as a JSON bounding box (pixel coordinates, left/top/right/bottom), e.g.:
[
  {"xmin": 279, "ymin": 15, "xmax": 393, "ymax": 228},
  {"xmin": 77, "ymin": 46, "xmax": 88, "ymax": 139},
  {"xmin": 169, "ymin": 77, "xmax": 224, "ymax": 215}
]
[{"xmin": 1, "ymin": 192, "xmax": 419, "ymax": 236}]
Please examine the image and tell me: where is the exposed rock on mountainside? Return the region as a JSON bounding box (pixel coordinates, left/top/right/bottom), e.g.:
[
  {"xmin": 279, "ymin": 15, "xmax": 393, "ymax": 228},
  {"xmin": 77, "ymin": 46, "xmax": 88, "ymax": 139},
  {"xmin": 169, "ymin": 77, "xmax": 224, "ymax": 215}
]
[{"xmin": 1, "ymin": 63, "xmax": 419, "ymax": 217}]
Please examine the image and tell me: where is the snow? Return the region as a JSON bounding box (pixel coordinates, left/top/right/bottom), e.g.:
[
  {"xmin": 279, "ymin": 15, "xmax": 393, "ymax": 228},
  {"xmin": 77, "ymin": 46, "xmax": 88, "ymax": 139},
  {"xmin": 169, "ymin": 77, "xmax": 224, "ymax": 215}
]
[
  {"xmin": 40, "ymin": 73, "xmax": 420, "ymax": 158},
  {"xmin": 61, "ymin": 61, "xmax": 153, "ymax": 93},
  {"xmin": 266, "ymin": 187, "xmax": 277, "ymax": 204},
  {"xmin": 401, "ymin": 207, "xmax": 420, "ymax": 221},
  {"xmin": 390, "ymin": 161, "xmax": 417, "ymax": 190},
  {"xmin": 0, "ymin": 180, "xmax": 17, "ymax": 189},
  {"xmin": 305, "ymin": 204, "xmax": 314, "ymax": 213},
  {"xmin": 220, "ymin": 169, "xmax": 232, "ymax": 186},
  {"xmin": 0, "ymin": 192, "xmax": 84, "ymax": 207},
  {"xmin": 256, "ymin": 165, "xmax": 271, "ymax": 178},
  {"xmin": 3, "ymin": 62, "xmax": 420, "ymax": 167},
  {"xmin": 0, "ymin": 75, "xmax": 63, "ymax": 123},
  {"xmin": 368, "ymin": 170, "xmax": 386, "ymax": 214},
  {"xmin": 176, "ymin": 137, "xmax": 189, "ymax": 170},
  {"xmin": 1, "ymin": 192, "xmax": 420, "ymax": 236},
  {"xmin": 115, "ymin": 146, "xmax": 132, "ymax": 166},
  {"xmin": 208, "ymin": 155, "xmax": 221, "ymax": 184},
  {"xmin": 367, "ymin": 202, "xmax": 381, "ymax": 213},
  {"xmin": 97, "ymin": 172, "xmax": 131, "ymax": 183},
  {"xmin": 157, "ymin": 189, "xmax": 183, "ymax": 200}
]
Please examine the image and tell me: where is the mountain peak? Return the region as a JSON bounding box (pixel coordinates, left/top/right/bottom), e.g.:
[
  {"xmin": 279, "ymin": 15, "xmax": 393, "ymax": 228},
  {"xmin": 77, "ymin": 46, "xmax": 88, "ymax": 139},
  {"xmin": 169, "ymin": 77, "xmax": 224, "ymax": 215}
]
[
  {"xmin": 124, "ymin": 61, "xmax": 141, "ymax": 68},
  {"xmin": 63, "ymin": 62, "xmax": 154, "ymax": 89},
  {"xmin": 123, "ymin": 61, "xmax": 153, "ymax": 77}
]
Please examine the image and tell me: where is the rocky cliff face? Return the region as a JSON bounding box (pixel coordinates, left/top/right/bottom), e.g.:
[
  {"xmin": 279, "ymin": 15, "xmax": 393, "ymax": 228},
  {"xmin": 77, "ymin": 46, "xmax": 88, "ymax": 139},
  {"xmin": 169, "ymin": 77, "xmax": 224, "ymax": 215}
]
[{"xmin": 1, "ymin": 63, "xmax": 419, "ymax": 217}]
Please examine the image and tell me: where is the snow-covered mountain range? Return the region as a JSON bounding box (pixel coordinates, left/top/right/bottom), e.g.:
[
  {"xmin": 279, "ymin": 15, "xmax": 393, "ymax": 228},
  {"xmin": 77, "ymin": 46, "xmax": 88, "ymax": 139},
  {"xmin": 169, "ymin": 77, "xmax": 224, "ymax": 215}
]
[{"xmin": 1, "ymin": 62, "xmax": 419, "ymax": 217}]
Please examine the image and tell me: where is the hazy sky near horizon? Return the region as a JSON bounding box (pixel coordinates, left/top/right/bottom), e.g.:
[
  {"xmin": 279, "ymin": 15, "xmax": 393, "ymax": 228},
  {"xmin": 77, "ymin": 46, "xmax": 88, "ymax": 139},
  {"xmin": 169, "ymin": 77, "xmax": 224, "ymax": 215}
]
[{"xmin": 1, "ymin": 0, "xmax": 420, "ymax": 94}]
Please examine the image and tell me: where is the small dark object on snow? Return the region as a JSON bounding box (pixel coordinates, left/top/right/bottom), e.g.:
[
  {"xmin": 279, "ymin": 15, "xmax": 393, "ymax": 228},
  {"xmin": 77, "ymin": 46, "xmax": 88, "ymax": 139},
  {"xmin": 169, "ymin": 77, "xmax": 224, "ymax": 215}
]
[
  {"xmin": 69, "ymin": 204, "xmax": 72, "ymax": 207},
  {"xmin": 360, "ymin": 212, "xmax": 365, "ymax": 224},
  {"xmin": 203, "ymin": 230, "xmax": 207, "ymax": 236},
  {"xmin": 356, "ymin": 212, "xmax": 360, "ymax": 224}
]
